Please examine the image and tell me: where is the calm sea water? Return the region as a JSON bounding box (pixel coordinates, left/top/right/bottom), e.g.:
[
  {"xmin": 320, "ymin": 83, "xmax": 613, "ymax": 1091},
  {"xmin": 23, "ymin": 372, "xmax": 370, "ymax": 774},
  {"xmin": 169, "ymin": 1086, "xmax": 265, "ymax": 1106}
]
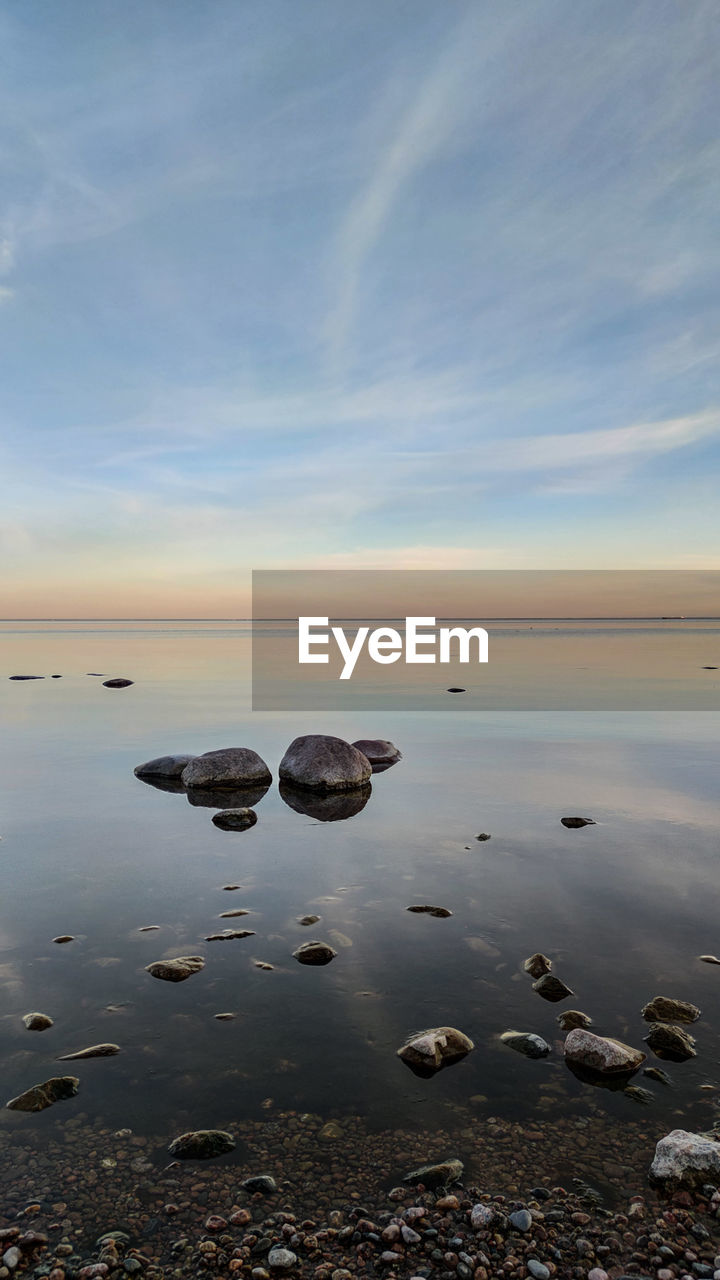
[{"xmin": 1, "ymin": 620, "xmax": 720, "ymax": 1159}]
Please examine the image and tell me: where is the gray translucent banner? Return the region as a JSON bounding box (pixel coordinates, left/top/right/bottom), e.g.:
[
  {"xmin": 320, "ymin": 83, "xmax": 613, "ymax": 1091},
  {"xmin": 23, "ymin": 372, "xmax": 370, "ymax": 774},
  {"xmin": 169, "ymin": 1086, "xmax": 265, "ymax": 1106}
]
[{"xmin": 251, "ymin": 570, "xmax": 720, "ymax": 711}]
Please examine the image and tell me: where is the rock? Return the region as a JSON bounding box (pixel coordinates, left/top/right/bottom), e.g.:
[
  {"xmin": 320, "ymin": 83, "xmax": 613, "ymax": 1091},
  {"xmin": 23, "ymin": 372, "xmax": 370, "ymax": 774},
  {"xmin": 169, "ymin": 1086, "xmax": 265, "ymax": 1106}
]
[
  {"xmin": 643, "ymin": 1065, "xmax": 672, "ymax": 1084},
  {"xmin": 397, "ymin": 1027, "xmax": 474, "ymax": 1077},
  {"xmin": 292, "ymin": 941, "xmax": 337, "ymax": 966},
  {"xmin": 500, "ymin": 1031, "xmax": 550, "ymax": 1059},
  {"xmin": 557, "ymin": 1009, "xmax": 593, "ymax": 1031},
  {"xmin": 564, "ymin": 1029, "xmax": 645, "ymax": 1075},
  {"xmin": 470, "ymin": 1203, "xmax": 496, "ymax": 1228},
  {"xmin": 560, "ymin": 816, "xmax": 595, "ymax": 828},
  {"xmin": 403, "ymin": 1158, "xmax": 463, "ymax": 1187},
  {"xmin": 643, "ymin": 1022, "xmax": 696, "ymax": 1061},
  {"xmin": 96, "ymin": 1232, "xmax": 130, "ymax": 1249},
  {"xmin": 318, "ymin": 1120, "xmax": 343, "ymax": 1140},
  {"xmin": 279, "ymin": 782, "xmax": 371, "ymax": 821},
  {"xmin": 523, "ymin": 952, "xmax": 552, "ymax": 978},
  {"xmin": 102, "ymin": 678, "xmax": 134, "ymax": 688},
  {"xmin": 641, "ymin": 995, "xmax": 701, "ymax": 1024},
  {"xmin": 182, "ymin": 748, "xmax": 272, "ymax": 791},
  {"xmin": 52, "ymin": 935, "xmax": 75, "ymax": 944},
  {"xmin": 211, "ymin": 808, "xmax": 257, "ymax": 831},
  {"xmin": 6, "ymin": 1076, "xmax": 79, "ymax": 1112},
  {"xmin": 446, "ymin": 687, "xmax": 466, "ymax": 693},
  {"xmin": 168, "ymin": 1130, "xmax": 235, "ymax": 1159},
  {"xmin": 3, "ymin": 1246, "xmax": 21, "ymax": 1268},
  {"xmin": 624, "ymin": 1084, "xmax": 654, "ymax": 1104},
  {"xmin": 268, "ymin": 1247, "xmax": 297, "ymax": 1268},
  {"xmin": 241, "ymin": 1174, "xmax": 276, "ymax": 1194},
  {"xmin": 214, "ymin": 1012, "xmax": 236, "ymax": 1021},
  {"xmin": 508, "ymin": 1208, "xmax": 532, "ymax": 1231},
  {"xmin": 134, "ymin": 754, "xmax": 195, "ymax": 779},
  {"xmin": 406, "ymin": 905, "xmax": 453, "ymax": 917},
  {"xmin": 475, "ymin": 832, "xmax": 491, "ymax": 841},
  {"xmin": 205, "ymin": 929, "xmax": 255, "ymax": 941},
  {"xmin": 57, "ymin": 1044, "xmax": 120, "ymax": 1060},
  {"xmin": 9, "ymin": 675, "xmax": 45, "ymax": 681},
  {"xmin": 278, "ymin": 735, "xmax": 371, "ymax": 793},
  {"xmin": 297, "ymin": 914, "xmax": 320, "ymax": 926},
  {"xmin": 145, "ymin": 956, "xmax": 205, "ymax": 983},
  {"xmin": 699, "ymin": 954, "xmax": 720, "ymax": 964},
  {"xmin": 527, "ymin": 1262, "xmax": 550, "ymax": 1279},
  {"xmin": 22, "ymin": 1012, "xmax": 53, "ymax": 1031},
  {"xmin": 351, "ymin": 739, "xmax": 402, "ymax": 772},
  {"xmin": 649, "ymin": 1129, "xmax": 720, "ymax": 1189},
  {"xmin": 219, "ymin": 908, "xmax": 250, "ymax": 918},
  {"xmin": 533, "ymin": 973, "xmax": 573, "ymax": 1002}
]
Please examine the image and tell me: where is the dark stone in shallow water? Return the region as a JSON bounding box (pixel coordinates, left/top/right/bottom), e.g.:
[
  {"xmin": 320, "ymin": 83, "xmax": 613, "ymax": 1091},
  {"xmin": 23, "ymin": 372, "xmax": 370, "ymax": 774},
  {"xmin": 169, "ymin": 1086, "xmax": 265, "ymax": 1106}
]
[
  {"xmin": 500, "ymin": 1031, "xmax": 550, "ymax": 1059},
  {"xmin": 533, "ymin": 973, "xmax": 574, "ymax": 1002},
  {"xmin": 182, "ymin": 747, "xmax": 272, "ymax": 791},
  {"xmin": 351, "ymin": 739, "xmax": 402, "ymax": 772},
  {"xmin": 103, "ymin": 678, "xmax": 134, "ymax": 688},
  {"xmin": 6, "ymin": 1075, "xmax": 79, "ymax": 1112},
  {"xmin": 145, "ymin": 956, "xmax": 205, "ymax": 983},
  {"xmin": 406, "ymin": 905, "xmax": 452, "ymax": 918},
  {"xmin": 561, "ymin": 816, "xmax": 595, "ymax": 828},
  {"xmin": 57, "ymin": 1043, "xmax": 120, "ymax": 1060},
  {"xmin": 403, "ymin": 1158, "xmax": 463, "ymax": 1187},
  {"xmin": 279, "ymin": 780, "xmax": 371, "ymax": 822},
  {"xmin": 22, "ymin": 1012, "xmax": 54, "ymax": 1031},
  {"xmin": 241, "ymin": 1174, "xmax": 277, "ymax": 1194},
  {"xmin": 641, "ymin": 995, "xmax": 701, "ymax": 1024},
  {"xmin": 168, "ymin": 1129, "xmax": 235, "ymax": 1159},
  {"xmin": 134, "ymin": 754, "xmax": 196, "ymax": 779},
  {"xmin": 644, "ymin": 1022, "xmax": 696, "ymax": 1061},
  {"xmin": 211, "ymin": 808, "xmax": 257, "ymax": 832},
  {"xmin": 293, "ymin": 941, "xmax": 337, "ymax": 966},
  {"xmin": 9, "ymin": 675, "xmax": 44, "ymax": 680},
  {"xmin": 446, "ymin": 687, "xmax": 465, "ymax": 693}
]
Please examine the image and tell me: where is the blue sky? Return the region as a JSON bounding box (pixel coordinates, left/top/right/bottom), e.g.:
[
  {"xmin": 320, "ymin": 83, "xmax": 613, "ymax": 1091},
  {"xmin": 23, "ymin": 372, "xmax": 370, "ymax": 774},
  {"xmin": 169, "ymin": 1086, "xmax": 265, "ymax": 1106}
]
[{"xmin": 0, "ymin": 0, "xmax": 718, "ymax": 614}]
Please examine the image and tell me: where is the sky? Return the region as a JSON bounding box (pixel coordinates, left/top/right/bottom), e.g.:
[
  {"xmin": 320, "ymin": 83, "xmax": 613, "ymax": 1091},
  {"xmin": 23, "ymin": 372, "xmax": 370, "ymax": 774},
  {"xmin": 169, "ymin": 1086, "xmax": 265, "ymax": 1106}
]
[{"xmin": 0, "ymin": 0, "xmax": 718, "ymax": 617}]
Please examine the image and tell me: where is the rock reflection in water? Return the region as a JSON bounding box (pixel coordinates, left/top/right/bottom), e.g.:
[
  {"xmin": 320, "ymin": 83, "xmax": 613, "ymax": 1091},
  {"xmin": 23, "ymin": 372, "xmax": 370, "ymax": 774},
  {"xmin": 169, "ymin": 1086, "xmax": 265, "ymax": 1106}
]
[{"xmin": 279, "ymin": 781, "xmax": 371, "ymax": 822}]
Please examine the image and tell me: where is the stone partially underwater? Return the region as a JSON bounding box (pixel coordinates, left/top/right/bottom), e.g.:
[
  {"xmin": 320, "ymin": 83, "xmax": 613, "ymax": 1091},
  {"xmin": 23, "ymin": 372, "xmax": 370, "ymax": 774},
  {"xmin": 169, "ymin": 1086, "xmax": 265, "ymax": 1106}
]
[{"xmin": 397, "ymin": 1027, "xmax": 474, "ymax": 1078}]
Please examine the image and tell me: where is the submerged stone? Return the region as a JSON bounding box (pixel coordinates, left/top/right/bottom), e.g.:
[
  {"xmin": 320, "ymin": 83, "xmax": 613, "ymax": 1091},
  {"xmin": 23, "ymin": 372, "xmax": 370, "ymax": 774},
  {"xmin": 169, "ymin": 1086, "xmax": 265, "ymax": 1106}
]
[
  {"xmin": 560, "ymin": 816, "xmax": 595, "ymax": 828},
  {"xmin": 557, "ymin": 1009, "xmax": 593, "ymax": 1031},
  {"xmin": 241, "ymin": 1174, "xmax": 277, "ymax": 1194},
  {"xmin": 211, "ymin": 808, "xmax": 257, "ymax": 831},
  {"xmin": 103, "ymin": 678, "xmax": 134, "ymax": 688},
  {"xmin": 403, "ymin": 1158, "xmax": 464, "ymax": 1187},
  {"xmin": 533, "ymin": 973, "xmax": 574, "ymax": 1002},
  {"xmin": 6, "ymin": 1076, "xmax": 79, "ymax": 1112},
  {"xmin": 168, "ymin": 1129, "xmax": 235, "ymax": 1159},
  {"xmin": 406, "ymin": 904, "xmax": 453, "ymax": 918},
  {"xmin": 145, "ymin": 956, "xmax": 205, "ymax": 983},
  {"xmin": 205, "ymin": 929, "xmax": 255, "ymax": 941},
  {"xmin": 292, "ymin": 941, "xmax": 337, "ymax": 966},
  {"xmin": 57, "ymin": 1043, "xmax": 120, "ymax": 1060}
]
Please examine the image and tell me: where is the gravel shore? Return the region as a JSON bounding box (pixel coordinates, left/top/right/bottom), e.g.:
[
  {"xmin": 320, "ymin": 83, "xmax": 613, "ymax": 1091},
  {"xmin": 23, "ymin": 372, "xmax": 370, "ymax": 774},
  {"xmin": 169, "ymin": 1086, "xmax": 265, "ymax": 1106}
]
[{"xmin": 2, "ymin": 1109, "xmax": 720, "ymax": 1279}]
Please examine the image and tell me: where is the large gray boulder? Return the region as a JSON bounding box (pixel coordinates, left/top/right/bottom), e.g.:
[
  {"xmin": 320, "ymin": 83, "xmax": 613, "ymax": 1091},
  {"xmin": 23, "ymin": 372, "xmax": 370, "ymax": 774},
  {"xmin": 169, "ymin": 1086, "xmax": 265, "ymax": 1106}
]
[
  {"xmin": 564, "ymin": 1028, "xmax": 645, "ymax": 1075},
  {"xmin": 279, "ymin": 735, "xmax": 371, "ymax": 793},
  {"xmin": 649, "ymin": 1129, "xmax": 720, "ymax": 1189},
  {"xmin": 182, "ymin": 748, "xmax": 272, "ymax": 791}
]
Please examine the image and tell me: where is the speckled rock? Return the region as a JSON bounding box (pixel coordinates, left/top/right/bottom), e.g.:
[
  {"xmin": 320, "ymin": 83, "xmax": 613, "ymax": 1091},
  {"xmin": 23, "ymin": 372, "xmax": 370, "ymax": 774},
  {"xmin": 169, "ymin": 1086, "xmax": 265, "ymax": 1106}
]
[
  {"xmin": 292, "ymin": 941, "xmax": 337, "ymax": 966},
  {"xmin": 564, "ymin": 1029, "xmax": 645, "ymax": 1075},
  {"xmin": 134, "ymin": 754, "xmax": 195, "ymax": 779},
  {"xmin": 641, "ymin": 995, "xmax": 701, "ymax": 1024},
  {"xmin": 145, "ymin": 956, "xmax": 205, "ymax": 983},
  {"xmin": 211, "ymin": 808, "xmax": 257, "ymax": 831},
  {"xmin": 398, "ymin": 1027, "xmax": 474, "ymax": 1074},
  {"xmin": 403, "ymin": 1157, "xmax": 464, "ymax": 1187},
  {"xmin": 649, "ymin": 1128, "xmax": 720, "ymax": 1189},
  {"xmin": 6, "ymin": 1075, "xmax": 79, "ymax": 1112},
  {"xmin": 22, "ymin": 1012, "xmax": 54, "ymax": 1031}
]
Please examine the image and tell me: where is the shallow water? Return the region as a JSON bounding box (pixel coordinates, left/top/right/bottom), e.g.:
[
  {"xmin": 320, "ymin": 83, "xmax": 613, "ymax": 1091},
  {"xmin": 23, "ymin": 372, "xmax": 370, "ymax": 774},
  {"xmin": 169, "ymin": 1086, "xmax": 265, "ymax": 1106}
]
[{"xmin": 1, "ymin": 621, "xmax": 720, "ymax": 1188}]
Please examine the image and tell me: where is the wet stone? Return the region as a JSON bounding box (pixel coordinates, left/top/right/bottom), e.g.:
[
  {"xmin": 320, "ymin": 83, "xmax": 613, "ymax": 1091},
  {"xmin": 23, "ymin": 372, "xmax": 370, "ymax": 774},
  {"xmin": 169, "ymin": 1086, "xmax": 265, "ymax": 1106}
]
[
  {"xmin": 167, "ymin": 1129, "xmax": 235, "ymax": 1159},
  {"xmin": 533, "ymin": 972, "xmax": 574, "ymax": 1002},
  {"xmin": 6, "ymin": 1075, "xmax": 79, "ymax": 1112},
  {"xmin": 22, "ymin": 1012, "xmax": 54, "ymax": 1031},
  {"xmin": 641, "ymin": 995, "xmax": 701, "ymax": 1024}
]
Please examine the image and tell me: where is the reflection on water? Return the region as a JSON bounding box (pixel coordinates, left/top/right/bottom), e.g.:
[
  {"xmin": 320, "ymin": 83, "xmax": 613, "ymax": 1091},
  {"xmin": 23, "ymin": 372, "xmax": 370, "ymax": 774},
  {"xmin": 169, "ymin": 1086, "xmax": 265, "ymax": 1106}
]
[{"xmin": 1, "ymin": 621, "xmax": 720, "ymax": 1188}]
